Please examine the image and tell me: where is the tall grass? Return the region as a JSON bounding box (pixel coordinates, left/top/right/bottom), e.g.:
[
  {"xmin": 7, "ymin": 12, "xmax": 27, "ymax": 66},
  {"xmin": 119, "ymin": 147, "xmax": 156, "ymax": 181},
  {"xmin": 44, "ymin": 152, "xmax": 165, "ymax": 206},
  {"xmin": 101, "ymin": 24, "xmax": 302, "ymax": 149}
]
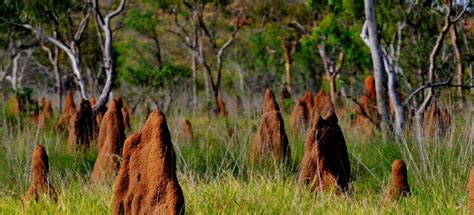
[{"xmin": 0, "ymin": 105, "xmax": 472, "ymax": 214}]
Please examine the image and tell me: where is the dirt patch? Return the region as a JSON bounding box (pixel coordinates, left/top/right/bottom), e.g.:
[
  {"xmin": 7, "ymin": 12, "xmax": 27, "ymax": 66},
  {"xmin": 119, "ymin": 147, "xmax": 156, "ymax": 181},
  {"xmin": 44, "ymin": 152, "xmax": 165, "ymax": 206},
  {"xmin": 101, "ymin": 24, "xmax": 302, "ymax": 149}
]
[
  {"xmin": 299, "ymin": 111, "xmax": 351, "ymax": 193},
  {"xmin": 24, "ymin": 144, "xmax": 56, "ymax": 201},
  {"xmin": 252, "ymin": 88, "xmax": 290, "ymax": 165},
  {"xmin": 67, "ymin": 100, "xmax": 96, "ymax": 152},
  {"xmin": 56, "ymin": 91, "xmax": 76, "ymax": 130},
  {"xmin": 91, "ymin": 99, "xmax": 126, "ymax": 184},
  {"xmin": 385, "ymin": 159, "xmax": 410, "ymax": 199},
  {"xmin": 112, "ymin": 110, "xmax": 185, "ymax": 214}
]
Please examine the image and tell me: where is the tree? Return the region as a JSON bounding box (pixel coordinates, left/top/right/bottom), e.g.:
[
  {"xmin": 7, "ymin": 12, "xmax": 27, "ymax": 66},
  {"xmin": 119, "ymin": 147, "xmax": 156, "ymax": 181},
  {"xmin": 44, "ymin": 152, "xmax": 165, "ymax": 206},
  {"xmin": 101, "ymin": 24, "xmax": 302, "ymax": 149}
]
[
  {"xmin": 362, "ymin": 0, "xmax": 392, "ymax": 138},
  {"xmin": 91, "ymin": 0, "xmax": 127, "ymax": 111}
]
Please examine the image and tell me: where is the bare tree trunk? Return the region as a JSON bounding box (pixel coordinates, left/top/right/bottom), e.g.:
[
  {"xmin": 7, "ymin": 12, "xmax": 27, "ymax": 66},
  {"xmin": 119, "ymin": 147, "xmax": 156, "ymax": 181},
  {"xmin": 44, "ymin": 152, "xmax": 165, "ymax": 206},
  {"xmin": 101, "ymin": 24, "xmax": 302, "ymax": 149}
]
[
  {"xmin": 92, "ymin": 0, "xmax": 127, "ymax": 111},
  {"xmin": 282, "ymin": 39, "xmax": 296, "ymax": 95},
  {"xmin": 191, "ymin": 50, "xmax": 198, "ymax": 111},
  {"xmin": 449, "ymin": 24, "xmax": 464, "ymax": 104},
  {"xmin": 383, "ymin": 55, "xmax": 404, "ymax": 137},
  {"xmin": 363, "ymin": 0, "xmax": 392, "ymax": 137}
]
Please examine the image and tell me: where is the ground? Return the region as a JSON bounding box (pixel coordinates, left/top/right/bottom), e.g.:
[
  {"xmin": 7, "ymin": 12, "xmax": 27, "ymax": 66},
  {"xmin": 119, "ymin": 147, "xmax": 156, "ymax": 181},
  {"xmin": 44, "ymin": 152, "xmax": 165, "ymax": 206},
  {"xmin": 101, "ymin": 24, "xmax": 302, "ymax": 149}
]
[{"xmin": 0, "ymin": 109, "xmax": 472, "ymax": 214}]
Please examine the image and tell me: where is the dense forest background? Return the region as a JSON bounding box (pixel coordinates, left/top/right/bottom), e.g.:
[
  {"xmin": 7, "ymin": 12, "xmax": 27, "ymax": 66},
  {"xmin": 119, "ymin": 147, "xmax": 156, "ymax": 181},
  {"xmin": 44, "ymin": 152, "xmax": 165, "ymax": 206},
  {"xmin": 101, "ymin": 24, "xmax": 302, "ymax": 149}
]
[{"xmin": 0, "ymin": 0, "xmax": 472, "ymax": 128}]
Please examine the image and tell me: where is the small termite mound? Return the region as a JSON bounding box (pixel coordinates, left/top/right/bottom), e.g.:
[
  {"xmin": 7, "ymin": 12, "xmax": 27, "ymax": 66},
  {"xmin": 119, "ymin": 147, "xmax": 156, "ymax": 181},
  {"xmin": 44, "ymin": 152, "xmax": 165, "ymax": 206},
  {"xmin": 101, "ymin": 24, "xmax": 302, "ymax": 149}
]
[
  {"xmin": 182, "ymin": 119, "xmax": 193, "ymax": 144},
  {"xmin": 56, "ymin": 91, "xmax": 76, "ymax": 130},
  {"xmin": 252, "ymin": 88, "xmax": 290, "ymax": 165},
  {"xmin": 385, "ymin": 159, "xmax": 410, "ymax": 200},
  {"xmin": 468, "ymin": 167, "xmax": 474, "ymax": 212},
  {"xmin": 24, "ymin": 144, "xmax": 57, "ymax": 201},
  {"xmin": 67, "ymin": 100, "xmax": 96, "ymax": 152}
]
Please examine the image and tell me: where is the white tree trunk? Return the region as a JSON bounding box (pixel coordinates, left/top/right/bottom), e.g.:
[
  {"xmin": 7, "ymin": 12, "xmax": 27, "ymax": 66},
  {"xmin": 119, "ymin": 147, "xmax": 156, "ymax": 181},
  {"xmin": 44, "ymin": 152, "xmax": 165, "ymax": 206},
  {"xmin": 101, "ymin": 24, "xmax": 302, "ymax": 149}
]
[{"xmin": 363, "ymin": 0, "xmax": 392, "ymax": 137}]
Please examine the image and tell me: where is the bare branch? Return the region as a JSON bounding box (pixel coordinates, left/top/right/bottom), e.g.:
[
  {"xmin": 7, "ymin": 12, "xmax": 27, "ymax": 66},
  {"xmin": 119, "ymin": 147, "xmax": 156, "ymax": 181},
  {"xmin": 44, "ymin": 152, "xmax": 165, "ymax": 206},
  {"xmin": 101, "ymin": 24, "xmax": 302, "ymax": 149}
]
[
  {"xmin": 74, "ymin": 12, "xmax": 91, "ymax": 42},
  {"xmin": 107, "ymin": 0, "xmax": 127, "ymax": 20}
]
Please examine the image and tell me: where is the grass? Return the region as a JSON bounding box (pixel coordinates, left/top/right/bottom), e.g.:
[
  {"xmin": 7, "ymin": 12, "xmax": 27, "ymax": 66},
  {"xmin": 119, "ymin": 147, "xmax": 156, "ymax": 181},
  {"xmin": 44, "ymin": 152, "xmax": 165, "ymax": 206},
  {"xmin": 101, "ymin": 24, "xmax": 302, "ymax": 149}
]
[{"xmin": 0, "ymin": 106, "xmax": 472, "ymax": 214}]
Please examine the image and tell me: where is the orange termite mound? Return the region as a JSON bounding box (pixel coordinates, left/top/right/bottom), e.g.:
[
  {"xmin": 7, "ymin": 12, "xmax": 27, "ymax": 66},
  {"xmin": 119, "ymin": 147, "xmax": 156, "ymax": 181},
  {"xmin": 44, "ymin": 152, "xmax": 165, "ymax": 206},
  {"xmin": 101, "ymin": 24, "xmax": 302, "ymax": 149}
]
[
  {"xmin": 302, "ymin": 91, "xmax": 314, "ymax": 118},
  {"xmin": 385, "ymin": 159, "xmax": 410, "ymax": 199},
  {"xmin": 233, "ymin": 95, "xmax": 243, "ymax": 115},
  {"xmin": 67, "ymin": 100, "xmax": 96, "ymax": 152},
  {"xmin": 90, "ymin": 96, "xmax": 97, "ymax": 107},
  {"xmin": 313, "ymin": 90, "xmax": 333, "ymax": 116},
  {"xmin": 468, "ymin": 167, "xmax": 474, "ymax": 212},
  {"xmin": 91, "ymin": 99, "xmax": 126, "ymax": 184},
  {"xmin": 12, "ymin": 96, "xmax": 22, "ymax": 113},
  {"xmin": 361, "ymin": 75, "xmax": 377, "ymax": 117},
  {"xmin": 217, "ymin": 95, "xmax": 228, "ymax": 117},
  {"xmin": 299, "ymin": 111, "xmax": 351, "ymax": 193},
  {"xmin": 36, "ymin": 98, "xmax": 53, "ymax": 127},
  {"xmin": 251, "ymin": 88, "xmax": 290, "ymax": 164},
  {"xmin": 290, "ymin": 100, "xmax": 309, "ymax": 130},
  {"xmin": 182, "ymin": 119, "xmax": 193, "ymax": 144},
  {"xmin": 424, "ymin": 102, "xmax": 451, "ymax": 136},
  {"xmin": 121, "ymin": 106, "xmax": 131, "ymax": 131},
  {"xmin": 112, "ymin": 110, "xmax": 185, "ymax": 215},
  {"xmin": 56, "ymin": 91, "xmax": 76, "ymax": 129},
  {"xmin": 24, "ymin": 144, "xmax": 57, "ymax": 201}
]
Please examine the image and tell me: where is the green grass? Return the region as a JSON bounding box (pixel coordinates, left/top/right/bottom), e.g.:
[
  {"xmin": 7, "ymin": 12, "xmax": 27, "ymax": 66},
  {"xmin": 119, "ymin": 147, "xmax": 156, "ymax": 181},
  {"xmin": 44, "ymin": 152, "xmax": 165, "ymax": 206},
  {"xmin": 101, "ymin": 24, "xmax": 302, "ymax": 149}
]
[{"xmin": 0, "ymin": 107, "xmax": 472, "ymax": 214}]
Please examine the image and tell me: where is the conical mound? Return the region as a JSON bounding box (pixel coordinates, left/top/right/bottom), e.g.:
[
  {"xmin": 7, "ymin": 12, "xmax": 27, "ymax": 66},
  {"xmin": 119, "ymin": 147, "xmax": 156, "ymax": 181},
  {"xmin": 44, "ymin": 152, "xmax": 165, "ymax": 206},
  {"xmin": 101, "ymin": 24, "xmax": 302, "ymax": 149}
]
[
  {"xmin": 252, "ymin": 88, "xmax": 290, "ymax": 165},
  {"xmin": 313, "ymin": 90, "xmax": 332, "ymax": 116},
  {"xmin": 290, "ymin": 100, "xmax": 309, "ymax": 130},
  {"xmin": 182, "ymin": 119, "xmax": 193, "ymax": 144},
  {"xmin": 67, "ymin": 100, "xmax": 96, "ymax": 152},
  {"xmin": 91, "ymin": 99, "xmax": 126, "ymax": 184},
  {"xmin": 36, "ymin": 98, "xmax": 53, "ymax": 127},
  {"xmin": 385, "ymin": 159, "xmax": 410, "ymax": 199},
  {"xmin": 24, "ymin": 144, "xmax": 56, "ymax": 201},
  {"xmin": 112, "ymin": 110, "xmax": 185, "ymax": 215},
  {"xmin": 299, "ymin": 111, "xmax": 351, "ymax": 193},
  {"xmin": 217, "ymin": 96, "xmax": 228, "ymax": 117},
  {"xmin": 263, "ymin": 88, "xmax": 280, "ymax": 113},
  {"xmin": 57, "ymin": 91, "xmax": 76, "ymax": 129}
]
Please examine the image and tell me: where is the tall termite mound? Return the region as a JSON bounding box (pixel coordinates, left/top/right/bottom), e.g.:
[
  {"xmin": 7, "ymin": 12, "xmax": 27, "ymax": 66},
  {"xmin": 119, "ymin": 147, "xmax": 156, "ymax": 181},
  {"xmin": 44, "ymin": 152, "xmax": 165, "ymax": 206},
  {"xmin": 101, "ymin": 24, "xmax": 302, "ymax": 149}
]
[
  {"xmin": 385, "ymin": 159, "xmax": 410, "ymax": 199},
  {"xmin": 359, "ymin": 75, "xmax": 377, "ymax": 122},
  {"xmin": 424, "ymin": 101, "xmax": 451, "ymax": 136},
  {"xmin": 182, "ymin": 119, "xmax": 193, "ymax": 144},
  {"xmin": 67, "ymin": 100, "xmax": 96, "ymax": 151},
  {"xmin": 468, "ymin": 167, "xmax": 474, "ymax": 212},
  {"xmin": 57, "ymin": 91, "xmax": 76, "ymax": 129},
  {"xmin": 217, "ymin": 95, "xmax": 228, "ymax": 117},
  {"xmin": 91, "ymin": 99, "xmax": 126, "ymax": 184},
  {"xmin": 290, "ymin": 91, "xmax": 313, "ymax": 130},
  {"xmin": 112, "ymin": 110, "xmax": 185, "ymax": 215},
  {"xmin": 252, "ymin": 88, "xmax": 290, "ymax": 164},
  {"xmin": 121, "ymin": 105, "xmax": 131, "ymax": 131},
  {"xmin": 36, "ymin": 98, "xmax": 53, "ymax": 126},
  {"xmin": 24, "ymin": 144, "xmax": 56, "ymax": 201},
  {"xmin": 299, "ymin": 111, "xmax": 351, "ymax": 193},
  {"xmin": 290, "ymin": 100, "xmax": 309, "ymax": 130},
  {"xmin": 313, "ymin": 90, "xmax": 333, "ymax": 116},
  {"xmin": 90, "ymin": 96, "xmax": 96, "ymax": 106}
]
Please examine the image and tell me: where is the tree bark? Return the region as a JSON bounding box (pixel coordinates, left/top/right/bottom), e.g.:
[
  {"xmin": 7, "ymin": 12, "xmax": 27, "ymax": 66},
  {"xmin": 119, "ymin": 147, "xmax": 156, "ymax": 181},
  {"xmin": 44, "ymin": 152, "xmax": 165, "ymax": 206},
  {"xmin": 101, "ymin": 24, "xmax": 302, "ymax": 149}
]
[
  {"xmin": 363, "ymin": 0, "xmax": 392, "ymax": 137},
  {"xmin": 92, "ymin": 0, "xmax": 127, "ymax": 111},
  {"xmin": 449, "ymin": 24, "xmax": 464, "ymax": 104}
]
